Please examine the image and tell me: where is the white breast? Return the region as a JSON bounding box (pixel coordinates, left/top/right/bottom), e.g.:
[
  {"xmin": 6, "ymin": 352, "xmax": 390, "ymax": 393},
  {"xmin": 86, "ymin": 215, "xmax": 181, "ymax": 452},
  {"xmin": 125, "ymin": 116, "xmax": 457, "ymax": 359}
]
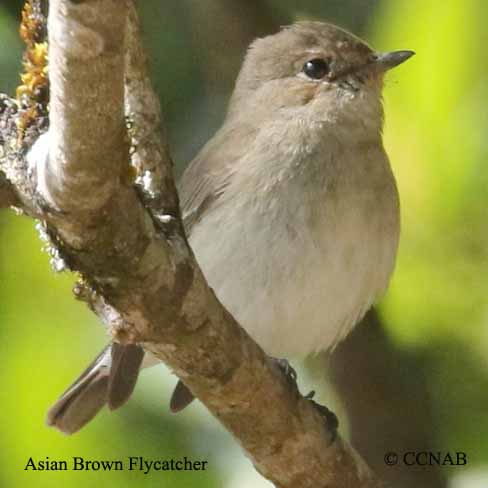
[{"xmin": 189, "ymin": 119, "xmax": 399, "ymax": 358}]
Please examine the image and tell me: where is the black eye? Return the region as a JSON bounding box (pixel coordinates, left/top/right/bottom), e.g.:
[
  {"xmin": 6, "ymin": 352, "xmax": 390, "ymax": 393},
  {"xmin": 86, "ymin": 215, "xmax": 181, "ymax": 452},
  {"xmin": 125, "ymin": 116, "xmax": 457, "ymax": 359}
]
[{"xmin": 303, "ymin": 58, "xmax": 330, "ymax": 80}]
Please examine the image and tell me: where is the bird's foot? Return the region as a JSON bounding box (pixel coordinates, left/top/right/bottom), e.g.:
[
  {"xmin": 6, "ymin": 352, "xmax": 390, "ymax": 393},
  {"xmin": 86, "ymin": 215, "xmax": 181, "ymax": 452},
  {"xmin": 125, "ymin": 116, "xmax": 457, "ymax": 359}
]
[
  {"xmin": 309, "ymin": 399, "xmax": 339, "ymax": 442},
  {"xmin": 272, "ymin": 357, "xmax": 298, "ymax": 384},
  {"xmin": 270, "ymin": 358, "xmax": 336, "ymax": 438},
  {"xmin": 304, "ymin": 390, "xmax": 315, "ymax": 400}
]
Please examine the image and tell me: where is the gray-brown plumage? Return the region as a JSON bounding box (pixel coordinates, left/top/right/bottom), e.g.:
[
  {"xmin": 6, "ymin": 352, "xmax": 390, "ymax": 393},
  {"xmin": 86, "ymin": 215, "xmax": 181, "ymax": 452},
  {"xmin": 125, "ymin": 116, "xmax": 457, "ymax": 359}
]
[
  {"xmin": 47, "ymin": 21, "xmax": 413, "ymax": 433},
  {"xmin": 47, "ymin": 344, "xmax": 144, "ymax": 434}
]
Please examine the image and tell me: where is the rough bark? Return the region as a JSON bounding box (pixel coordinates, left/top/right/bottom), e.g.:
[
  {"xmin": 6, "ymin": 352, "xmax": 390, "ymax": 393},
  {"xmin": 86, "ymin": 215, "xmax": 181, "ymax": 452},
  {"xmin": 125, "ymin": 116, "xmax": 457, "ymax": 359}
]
[
  {"xmin": 0, "ymin": 1, "xmax": 388, "ymax": 487},
  {"xmin": 0, "ymin": 170, "xmax": 19, "ymax": 208}
]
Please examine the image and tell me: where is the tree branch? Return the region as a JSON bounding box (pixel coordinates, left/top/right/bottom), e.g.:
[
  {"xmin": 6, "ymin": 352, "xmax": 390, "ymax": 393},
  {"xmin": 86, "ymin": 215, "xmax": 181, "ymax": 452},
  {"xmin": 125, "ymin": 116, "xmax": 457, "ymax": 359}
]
[
  {"xmin": 124, "ymin": 1, "xmax": 179, "ymax": 218},
  {"xmin": 0, "ymin": 1, "xmax": 388, "ymax": 486},
  {"xmin": 0, "ymin": 94, "xmax": 36, "ymax": 213},
  {"xmin": 42, "ymin": 0, "xmax": 127, "ymax": 213},
  {"xmin": 0, "ymin": 170, "xmax": 19, "ymax": 208}
]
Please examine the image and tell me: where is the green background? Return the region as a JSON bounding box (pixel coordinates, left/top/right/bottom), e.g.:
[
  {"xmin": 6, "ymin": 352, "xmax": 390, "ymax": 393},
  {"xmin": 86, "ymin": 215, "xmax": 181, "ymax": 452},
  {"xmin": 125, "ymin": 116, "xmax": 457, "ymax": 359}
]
[{"xmin": 1, "ymin": 1, "xmax": 487, "ymax": 487}]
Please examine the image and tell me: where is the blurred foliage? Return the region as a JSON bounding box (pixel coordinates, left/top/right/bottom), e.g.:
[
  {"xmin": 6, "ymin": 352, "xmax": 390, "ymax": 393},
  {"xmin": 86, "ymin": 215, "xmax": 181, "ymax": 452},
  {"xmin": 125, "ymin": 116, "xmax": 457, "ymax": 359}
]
[
  {"xmin": 1, "ymin": 1, "xmax": 487, "ymax": 487},
  {"xmin": 371, "ymin": 0, "xmax": 488, "ymax": 472}
]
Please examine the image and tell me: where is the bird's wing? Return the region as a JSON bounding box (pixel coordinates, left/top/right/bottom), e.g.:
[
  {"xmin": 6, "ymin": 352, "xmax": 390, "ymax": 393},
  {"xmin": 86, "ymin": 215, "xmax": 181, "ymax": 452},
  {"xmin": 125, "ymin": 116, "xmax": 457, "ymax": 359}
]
[
  {"xmin": 171, "ymin": 120, "xmax": 256, "ymax": 412},
  {"xmin": 179, "ymin": 121, "xmax": 256, "ymax": 235}
]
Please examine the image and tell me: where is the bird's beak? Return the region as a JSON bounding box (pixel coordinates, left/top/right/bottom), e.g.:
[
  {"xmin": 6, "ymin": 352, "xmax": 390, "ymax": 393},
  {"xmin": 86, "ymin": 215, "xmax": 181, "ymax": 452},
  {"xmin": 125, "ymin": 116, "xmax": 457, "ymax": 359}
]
[{"xmin": 373, "ymin": 50, "xmax": 415, "ymax": 71}]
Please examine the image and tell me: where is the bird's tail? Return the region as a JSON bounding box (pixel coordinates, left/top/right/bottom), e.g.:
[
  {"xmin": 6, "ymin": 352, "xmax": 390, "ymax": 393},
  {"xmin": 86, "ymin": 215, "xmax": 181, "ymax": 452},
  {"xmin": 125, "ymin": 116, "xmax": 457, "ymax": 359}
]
[
  {"xmin": 46, "ymin": 343, "xmax": 144, "ymax": 435},
  {"xmin": 170, "ymin": 380, "xmax": 195, "ymax": 412}
]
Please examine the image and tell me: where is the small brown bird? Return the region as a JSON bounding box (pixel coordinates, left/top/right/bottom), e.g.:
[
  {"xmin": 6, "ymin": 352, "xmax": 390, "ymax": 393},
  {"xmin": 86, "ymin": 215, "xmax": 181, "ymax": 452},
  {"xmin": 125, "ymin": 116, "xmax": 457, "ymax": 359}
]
[{"xmin": 47, "ymin": 21, "xmax": 414, "ymax": 434}]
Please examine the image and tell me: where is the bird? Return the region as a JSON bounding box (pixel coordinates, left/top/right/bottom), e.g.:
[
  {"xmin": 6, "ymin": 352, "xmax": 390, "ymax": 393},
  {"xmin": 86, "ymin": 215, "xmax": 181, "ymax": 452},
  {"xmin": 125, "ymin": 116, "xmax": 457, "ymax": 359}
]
[{"xmin": 46, "ymin": 21, "xmax": 414, "ymax": 434}]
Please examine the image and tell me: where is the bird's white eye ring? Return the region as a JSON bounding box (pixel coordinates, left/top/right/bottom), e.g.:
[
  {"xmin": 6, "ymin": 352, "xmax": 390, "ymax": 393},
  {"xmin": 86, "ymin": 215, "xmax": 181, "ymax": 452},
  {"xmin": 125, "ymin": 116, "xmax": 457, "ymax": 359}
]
[{"xmin": 303, "ymin": 58, "xmax": 330, "ymax": 80}]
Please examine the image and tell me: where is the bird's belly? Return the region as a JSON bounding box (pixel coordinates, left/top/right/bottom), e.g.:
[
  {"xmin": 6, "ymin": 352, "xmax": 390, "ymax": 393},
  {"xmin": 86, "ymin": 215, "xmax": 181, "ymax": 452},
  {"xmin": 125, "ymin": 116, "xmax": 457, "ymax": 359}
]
[{"xmin": 189, "ymin": 192, "xmax": 398, "ymax": 358}]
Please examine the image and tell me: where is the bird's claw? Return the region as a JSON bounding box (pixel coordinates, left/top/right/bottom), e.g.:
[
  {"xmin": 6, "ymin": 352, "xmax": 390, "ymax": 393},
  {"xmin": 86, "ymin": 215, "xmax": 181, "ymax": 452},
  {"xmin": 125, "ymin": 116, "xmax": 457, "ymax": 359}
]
[
  {"xmin": 272, "ymin": 357, "xmax": 298, "ymax": 384},
  {"xmin": 304, "ymin": 390, "xmax": 315, "ymax": 400},
  {"xmin": 271, "ymin": 359, "xmax": 336, "ymax": 439},
  {"xmin": 309, "ymin": 399, "xmax": 339, "ymax": 442}
]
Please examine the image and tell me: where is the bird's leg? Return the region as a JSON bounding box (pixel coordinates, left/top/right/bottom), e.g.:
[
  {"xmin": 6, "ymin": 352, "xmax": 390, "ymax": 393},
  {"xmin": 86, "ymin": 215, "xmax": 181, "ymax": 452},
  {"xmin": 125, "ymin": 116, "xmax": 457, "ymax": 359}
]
[
  {"xmin": 271, "ymin": 357, "xmax": 338, "ymax": 439},
  {"xmin": 272, "ymin": 357, "xmax": 298, "ymax": 384},
  {"xmin": 304, "ymin": 390, "xmax": 316, "ymax": 400},
  {"xmin": 272, "ymin": 358, "xmax": 318, "ymax": 397}
]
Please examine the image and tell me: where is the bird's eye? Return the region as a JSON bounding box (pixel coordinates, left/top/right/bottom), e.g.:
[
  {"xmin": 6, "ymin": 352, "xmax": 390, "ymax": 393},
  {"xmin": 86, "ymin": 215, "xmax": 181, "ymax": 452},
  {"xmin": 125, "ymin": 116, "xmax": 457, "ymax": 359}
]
[{"xmin": 303, "ymin": 58, "xmax": 330, "ymax": 80}]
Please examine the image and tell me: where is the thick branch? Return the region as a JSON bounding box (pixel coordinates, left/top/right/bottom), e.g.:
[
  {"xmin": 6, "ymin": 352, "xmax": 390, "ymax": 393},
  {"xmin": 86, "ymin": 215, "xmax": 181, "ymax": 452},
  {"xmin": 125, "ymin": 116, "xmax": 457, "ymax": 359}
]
[
  {"xmin": 42, "ymin": 0, "xmax": 127, "ymax": 213},
  {"xmin": 0, "ymin": 94, "xmax": 36, "ymax": 213},
  {"xmin": 1, "ymin": 1, "xmax": 387, "ymax": 487}
]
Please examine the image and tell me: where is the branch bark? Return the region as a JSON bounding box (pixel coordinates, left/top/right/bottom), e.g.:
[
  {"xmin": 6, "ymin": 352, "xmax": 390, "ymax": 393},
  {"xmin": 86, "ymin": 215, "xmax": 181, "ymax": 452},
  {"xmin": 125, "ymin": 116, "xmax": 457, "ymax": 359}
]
[
  {"xmin": 0, "ymin": 170, "xmax": 19, "ymax": 208},
  {"xmin": 0, "ymin": 1, "xmax": 388, "ymax": 487},
  {"xmin": 124, "ymin": 1, "xmax": 178, "ymax": 218}
]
